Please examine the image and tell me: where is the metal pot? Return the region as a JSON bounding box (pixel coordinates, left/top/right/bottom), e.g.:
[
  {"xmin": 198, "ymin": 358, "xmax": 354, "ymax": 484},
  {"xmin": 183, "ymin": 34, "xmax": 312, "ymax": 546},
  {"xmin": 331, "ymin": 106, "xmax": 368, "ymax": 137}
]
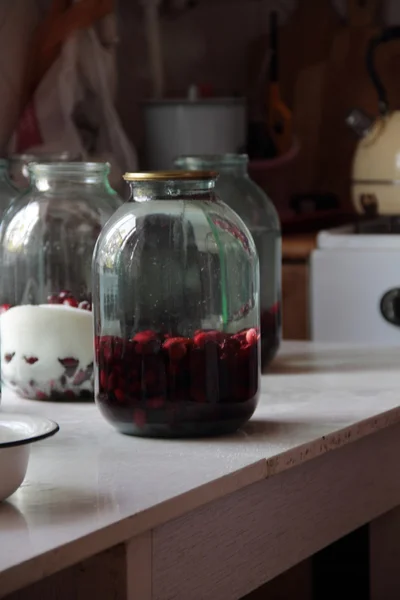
[{"xmin": 143, "ymin": 98, "xmax": 246, "ymax": 170}]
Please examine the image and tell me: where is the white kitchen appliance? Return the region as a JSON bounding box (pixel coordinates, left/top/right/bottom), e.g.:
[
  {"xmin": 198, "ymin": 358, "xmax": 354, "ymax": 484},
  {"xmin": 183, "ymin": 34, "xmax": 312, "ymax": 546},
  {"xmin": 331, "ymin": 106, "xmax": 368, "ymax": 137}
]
[{"xmin": 311, "ymin": 218, "xmax": 400, "ymax": 344}]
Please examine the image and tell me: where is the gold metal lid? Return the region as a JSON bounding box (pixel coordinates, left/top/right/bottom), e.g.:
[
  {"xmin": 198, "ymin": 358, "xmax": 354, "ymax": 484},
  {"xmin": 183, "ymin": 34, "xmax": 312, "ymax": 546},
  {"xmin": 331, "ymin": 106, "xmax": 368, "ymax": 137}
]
[{"xmin": 123, "ymin": 170, "xmax": 217, "ymax": 181}]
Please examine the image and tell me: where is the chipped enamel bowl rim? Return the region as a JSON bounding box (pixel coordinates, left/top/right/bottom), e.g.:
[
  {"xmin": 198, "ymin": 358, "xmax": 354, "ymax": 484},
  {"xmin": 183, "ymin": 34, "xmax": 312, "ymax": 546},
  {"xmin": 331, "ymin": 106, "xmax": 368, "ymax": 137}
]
[{"xmin": 0, "ymin": 413, "xmax": 59, "ymax": 501}]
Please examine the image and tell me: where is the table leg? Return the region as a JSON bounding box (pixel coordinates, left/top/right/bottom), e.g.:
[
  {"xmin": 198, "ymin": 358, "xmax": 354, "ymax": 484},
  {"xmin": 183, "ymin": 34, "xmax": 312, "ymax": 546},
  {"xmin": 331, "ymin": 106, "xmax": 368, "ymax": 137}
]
[
  {"xmin": 370, "ymin": 505, "xmax": 400, "ymax": 600},
  {"xmin": 127, "ymin": 532, "xmax": 152, "ymax": 600}
]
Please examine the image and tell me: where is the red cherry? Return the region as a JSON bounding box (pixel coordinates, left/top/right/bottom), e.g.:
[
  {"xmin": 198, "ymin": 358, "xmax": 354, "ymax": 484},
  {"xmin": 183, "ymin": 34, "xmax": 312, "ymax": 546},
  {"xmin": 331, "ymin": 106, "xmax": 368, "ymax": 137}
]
[
  {"xmin": 133, "ymin": 330, "xmax": 157, "ymax": 344},
  {"xmin": 100, "ymin": 371, "xmax": 107, "ymax": 390},
  {"xmin": 24, "ymin": 356, "xmax": 38, "ymax": 365},
  {"xmin": 99, "ymin": 336, "xmax": 114, "ymax": 361},
  {"xmin": 78, "ymin": 300, "xmax": 91, "ymax": 310},
  {"xmin": 58, "ymin": 357, "xmax": 79, "ymax": 377},
  {"xmin": 0, "ymin": 304, "xmax": 11, "ymax": 314},
  {"xmin": 63, "ymin": 297, "xmax": 78, "ymax": 308},
  {"xmin": 163, "ymin": 337, "xmax": 190, "ymax": 360},
  {"xmin": 4, "ymin": 352, "xmax": 15, "ymax": 363},
  {"xmin": 245, "ymin": 328, "xmax": 258, "ymax": 346},
  {"xmin": 58, "ymin": 357, "xmax": 78, "ymax": 369},
  {"xmin": 36, "ymin": 391, "xmax": 48, "ymax": 400},
  {"xmin": 133, "ymin": 330, "xmax": 160, "ymax": 355},
  {"xmin": 232, "ymin": 331, "xmax": 248, "ymax": 346},
  {"xmin": 194, "ymin": 331, "xmax": 220, "ymax": 348},
  {"xmin": 47, "ymin": 294, "xmax": 61, "ymax": 304},
  {"xmin": 58, "ymin": 290, "xmax": 73, "ymax": 301},
  {"xmin": 107, "ymin": 372, "xmax": 118, "ymax": 391},
  {"xmin": 114, "ymin": 388, "xmax": 125, "ymax": 402},
  {"xmin": 221, "ymin": 337, "xmax": 241, "ymax": 358}
]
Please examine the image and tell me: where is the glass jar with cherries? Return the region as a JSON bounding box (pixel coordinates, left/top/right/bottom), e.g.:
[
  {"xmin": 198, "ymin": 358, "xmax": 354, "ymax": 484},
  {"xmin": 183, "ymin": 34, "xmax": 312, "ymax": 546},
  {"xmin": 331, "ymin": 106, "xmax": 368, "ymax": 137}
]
[
  {"xmin": 0, "ymin": 162, "xmax": 122, "ymax": 401},
  {"xmin": 92, "ymin": 171, "xmax": 260, "ymax": 437},
  {"xmin": 175, "ymin": 154, "xmax": 281, "ymax": 370}
]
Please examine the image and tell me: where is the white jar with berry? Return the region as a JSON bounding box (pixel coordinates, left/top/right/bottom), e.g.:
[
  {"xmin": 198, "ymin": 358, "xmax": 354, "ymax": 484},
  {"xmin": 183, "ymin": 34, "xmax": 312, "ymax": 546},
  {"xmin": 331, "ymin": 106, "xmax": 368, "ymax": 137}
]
[{"xmin": 0, "ymin": 162, "xmax": 121, "ymax": 401}]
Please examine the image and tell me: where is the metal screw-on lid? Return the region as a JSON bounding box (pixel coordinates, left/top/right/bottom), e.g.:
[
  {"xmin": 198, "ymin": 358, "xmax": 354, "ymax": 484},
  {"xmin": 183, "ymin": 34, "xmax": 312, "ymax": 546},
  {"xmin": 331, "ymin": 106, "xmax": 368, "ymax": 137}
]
[{"xmin": 123, "ymin": 170, "xmax": 217, "ymax": 181}]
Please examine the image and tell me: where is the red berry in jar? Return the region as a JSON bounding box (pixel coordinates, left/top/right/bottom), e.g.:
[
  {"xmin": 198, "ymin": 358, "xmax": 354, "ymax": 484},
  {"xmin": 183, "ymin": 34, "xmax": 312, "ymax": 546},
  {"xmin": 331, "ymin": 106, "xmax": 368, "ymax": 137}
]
[
  {"xmin": 133, "ymin": 330, "xmax": 157, "ymax": 343},
  {"xmin": 133, "ymin": 330, "xmax": 160, "ymax": 355},
  {"xmin": 114, "ymin": 388, "xmax": 125, "ymax": 403},
  {"xmin": 260, "ymin": 303, "xmax": 281, "ymax": 370},
  {"xmin": 193, "ymin": 330, "xmax": 224, "ymax": 348},
  {"xmin": 246, "ymin": 328, "xmax": 258, "ymax": 346},
  {"xmin": 24, "ymin": 356, "xmax": 39, "ymax": 365},
  {"xmin": 78, "ymin": 300, "xmax": 91, "ymax": 311},
  {"xmin": 0, "ymin": 304, "xmax": 11, "ymax": 314},
  {"xmin": 94, "ymin": 327, "xmax": 260, "ymax": 437},
  {"xmin": 63, "ymin": 297, "xmax": 78, "ymax": 308},
  {"xmin": 58, "ymin": 290, "xmax": 73, "ymax": 301},
  {"xmin": 163, "ymin": 337, "xmax": 190, "ymax": 361}
]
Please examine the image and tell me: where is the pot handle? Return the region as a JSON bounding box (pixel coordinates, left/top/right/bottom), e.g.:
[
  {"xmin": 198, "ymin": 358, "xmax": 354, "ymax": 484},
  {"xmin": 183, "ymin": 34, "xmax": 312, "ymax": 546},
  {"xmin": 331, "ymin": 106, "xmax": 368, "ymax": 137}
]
[{"xmin": 366, "ymin": 26, "xmax": 400, "ymax": 115}]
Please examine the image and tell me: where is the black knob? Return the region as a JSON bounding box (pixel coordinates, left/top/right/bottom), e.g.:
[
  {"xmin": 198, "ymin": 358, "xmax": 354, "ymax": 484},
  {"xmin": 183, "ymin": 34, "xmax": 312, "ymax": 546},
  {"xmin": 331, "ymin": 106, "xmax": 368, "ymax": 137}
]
[{"xmin": 380, "ymin": 288, "xmax": 400, "ymax": 326}]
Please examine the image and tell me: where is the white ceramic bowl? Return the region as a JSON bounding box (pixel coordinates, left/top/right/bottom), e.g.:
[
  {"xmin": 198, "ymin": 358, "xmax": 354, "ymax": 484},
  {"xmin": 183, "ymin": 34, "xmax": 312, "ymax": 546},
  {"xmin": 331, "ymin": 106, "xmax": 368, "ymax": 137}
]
[{"xmin": 0, "ymin": 414, "xmax": 59, "ymax": 501}]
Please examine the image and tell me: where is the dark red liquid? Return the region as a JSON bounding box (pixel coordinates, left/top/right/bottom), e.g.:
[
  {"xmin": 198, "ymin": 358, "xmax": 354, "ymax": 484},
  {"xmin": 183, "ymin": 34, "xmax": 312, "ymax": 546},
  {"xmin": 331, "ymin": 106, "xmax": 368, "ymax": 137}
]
[
  {"xmin": 260, "ymin": 302, "xmax": 281, "ymax": 370},
  {"xmin": 95, "ymin": 328, "xmax": 260, "ymax": 438}
]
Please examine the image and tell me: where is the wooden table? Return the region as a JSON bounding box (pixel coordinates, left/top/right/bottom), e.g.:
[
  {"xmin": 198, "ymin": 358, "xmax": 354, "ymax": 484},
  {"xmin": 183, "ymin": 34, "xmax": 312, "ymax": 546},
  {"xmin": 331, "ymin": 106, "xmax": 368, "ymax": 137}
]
[{"xmin": 1, "ymin": 341, "xmax": 400, "ymax": 599}]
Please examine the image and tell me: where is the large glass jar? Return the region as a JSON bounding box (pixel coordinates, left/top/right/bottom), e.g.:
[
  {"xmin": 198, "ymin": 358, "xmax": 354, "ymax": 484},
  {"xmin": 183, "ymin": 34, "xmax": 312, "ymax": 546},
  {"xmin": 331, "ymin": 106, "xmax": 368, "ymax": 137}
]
[
  {"xmin": 0, "ymin": 162, "xmax": 122, "ymax": 402},
  {"xmin": 175, "ymin": 154, "xmax": 281, "ymax": 370},
  {"xmin": 93, "ymin": 171, "xmax": 260, "ymax": 438}
]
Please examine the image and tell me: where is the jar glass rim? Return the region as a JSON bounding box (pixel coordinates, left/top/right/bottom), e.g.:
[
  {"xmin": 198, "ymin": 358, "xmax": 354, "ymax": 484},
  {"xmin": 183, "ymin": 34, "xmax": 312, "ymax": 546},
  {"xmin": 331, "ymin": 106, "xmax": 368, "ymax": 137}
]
[
  {"xmin": 175, "ymin": 154, "xmax": 248, "ymax": 168},
  {"xmin": 123, "ymin": 170, "xmax": 217, "ymax": 182},
  {"xmin": 29, "ymin": 162, "xmax": 110, "ymax": 175}
]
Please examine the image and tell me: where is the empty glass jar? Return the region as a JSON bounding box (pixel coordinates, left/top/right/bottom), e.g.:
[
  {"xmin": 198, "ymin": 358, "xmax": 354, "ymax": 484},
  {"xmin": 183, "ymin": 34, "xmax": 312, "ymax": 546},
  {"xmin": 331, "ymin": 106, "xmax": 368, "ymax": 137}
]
[
  {"xmin": 0, "ymin": 162, "xmax": 122, "ymax": 401},
  {"xmin": 93, "ymin": 171, "xmax": 260, "ymax": 437},
  {"xmin": 175, "ymin": 154, "xmax": 281, "ymax": 370}
]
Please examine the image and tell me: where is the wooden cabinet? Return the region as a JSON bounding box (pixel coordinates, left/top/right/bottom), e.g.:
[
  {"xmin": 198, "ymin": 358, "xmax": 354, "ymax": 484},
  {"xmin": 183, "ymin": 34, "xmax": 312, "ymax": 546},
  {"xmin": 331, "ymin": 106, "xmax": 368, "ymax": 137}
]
[{"xmin": 282, "ymin": 234, "xmax": 316, "ymax": 341}]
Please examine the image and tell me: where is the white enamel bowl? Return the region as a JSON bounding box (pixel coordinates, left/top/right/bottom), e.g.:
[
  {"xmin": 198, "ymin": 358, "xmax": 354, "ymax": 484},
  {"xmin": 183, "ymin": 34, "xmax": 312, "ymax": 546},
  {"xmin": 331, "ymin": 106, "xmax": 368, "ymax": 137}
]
[{"xmin": 0, "ymin": 414, "xmax": 59, "ymax": 501}]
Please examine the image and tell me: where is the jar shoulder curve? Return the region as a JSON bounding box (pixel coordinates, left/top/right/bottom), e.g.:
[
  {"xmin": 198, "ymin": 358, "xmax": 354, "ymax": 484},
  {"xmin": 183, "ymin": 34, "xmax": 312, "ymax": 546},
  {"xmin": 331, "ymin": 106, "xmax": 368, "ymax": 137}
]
[
  {"xmin": 93, "ymin": 198, "xmax": 260, "ymax": 270},
  {"xmin": 202, "ymin": 198, "xmax": 259, "ymax": 260},
  {"xmin": 245, "ymin": 178, "xmax": 280, "ymax": 229},
  {"xmin": 0, "ymin": 189, "xmax": 119, "ymax": 254},
  {"xmin": 3, "ymin": 188, "xmax": 119, "ymax": 225},
  {"xmin": 217, "ymin": 175, "xmax": 280, "ymax": 231}
]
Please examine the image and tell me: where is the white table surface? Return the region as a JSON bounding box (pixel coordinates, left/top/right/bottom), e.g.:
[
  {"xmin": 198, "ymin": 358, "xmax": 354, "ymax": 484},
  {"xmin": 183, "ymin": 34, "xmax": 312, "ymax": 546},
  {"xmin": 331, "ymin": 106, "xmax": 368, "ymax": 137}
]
[{"xmin": 1, "ymin": 341, "xmax": 400, "ymax": 598}]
